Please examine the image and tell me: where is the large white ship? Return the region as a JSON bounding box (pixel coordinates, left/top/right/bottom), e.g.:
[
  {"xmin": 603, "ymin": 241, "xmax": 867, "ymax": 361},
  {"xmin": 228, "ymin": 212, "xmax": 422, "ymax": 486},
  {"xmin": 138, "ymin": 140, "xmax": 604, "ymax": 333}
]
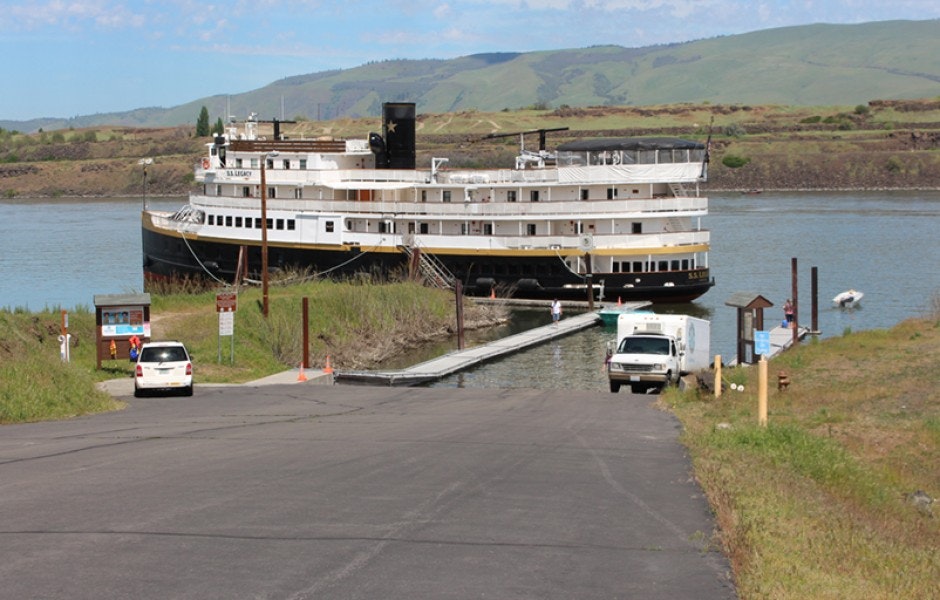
[{"xmin": 142, "ymin": 103, "xmax": 714, "ymax": 302}]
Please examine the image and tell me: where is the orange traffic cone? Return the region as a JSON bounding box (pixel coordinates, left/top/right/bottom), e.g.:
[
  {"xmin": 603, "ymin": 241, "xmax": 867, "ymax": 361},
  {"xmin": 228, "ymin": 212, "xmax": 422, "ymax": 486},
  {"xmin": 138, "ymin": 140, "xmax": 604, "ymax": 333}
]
[
  {"xmin": 297, "ymin": 361, "xmax": 308, "ymax": 382},
  {"xmin": 617, "ymin": 296, "xmax": 622, "ymax": 306},
  {"xmin": 490, "ymin": 287, "xmax": 496, "ymax": 299},
  {"xmin": 323, "ymin": 355, "xmax": 334, "ymax": 374}
]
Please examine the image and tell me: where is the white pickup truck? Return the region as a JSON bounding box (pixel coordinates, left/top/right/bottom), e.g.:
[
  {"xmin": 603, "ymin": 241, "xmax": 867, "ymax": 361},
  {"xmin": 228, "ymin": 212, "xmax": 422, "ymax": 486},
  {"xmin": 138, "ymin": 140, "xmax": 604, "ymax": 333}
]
[{"xmin": 606, "ymin": 313, "xmax": 710, "ymax": 393}]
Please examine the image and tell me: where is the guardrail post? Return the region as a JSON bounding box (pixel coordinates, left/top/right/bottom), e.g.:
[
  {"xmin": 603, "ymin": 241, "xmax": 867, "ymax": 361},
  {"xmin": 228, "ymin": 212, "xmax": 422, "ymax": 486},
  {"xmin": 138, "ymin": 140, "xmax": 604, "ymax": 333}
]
[{"xmin": 714, "ymin": 355, "xmax": 722, "ymax": 398}]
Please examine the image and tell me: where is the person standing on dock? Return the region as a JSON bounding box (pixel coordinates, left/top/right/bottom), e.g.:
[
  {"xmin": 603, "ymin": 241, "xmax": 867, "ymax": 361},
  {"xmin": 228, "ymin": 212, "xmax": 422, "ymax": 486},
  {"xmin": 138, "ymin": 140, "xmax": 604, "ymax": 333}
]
[
  {"xmin": 783, "ymin": 299, "xmax": 794, "ymax": 328},
  {"xmin": 551, "ymin": 299, "xmax": 562, "ymax": 326}
]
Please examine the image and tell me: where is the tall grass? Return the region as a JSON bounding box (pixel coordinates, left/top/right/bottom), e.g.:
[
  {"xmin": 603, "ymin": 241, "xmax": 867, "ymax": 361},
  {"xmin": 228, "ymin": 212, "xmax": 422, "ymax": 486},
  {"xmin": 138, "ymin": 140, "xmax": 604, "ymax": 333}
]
[
  {"xmin": 664, "ymin": 310, "xmax": 940, "ymax": 599},
  {"xmin": 0, "ymin": 280, "xmax": 504, "ymax": 423},
  {"xmin": 0, "ymin": 310, "xmax": 120, "ymax": 423},
  {"xmin": 150, "ymin": 278, "xmax": 467, "ymax": 378}
]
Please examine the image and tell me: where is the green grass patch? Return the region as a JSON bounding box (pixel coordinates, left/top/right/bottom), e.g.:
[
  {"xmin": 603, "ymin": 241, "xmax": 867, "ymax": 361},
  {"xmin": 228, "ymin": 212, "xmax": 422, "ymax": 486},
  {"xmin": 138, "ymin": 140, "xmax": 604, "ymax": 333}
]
[
  {"xmin": 0, "ymin": 310, "xmax": 121, "ymax": 423},
  {"xmin": 665, "ymin": 309, "xmax": 940, "ymax": 599},
  {"xmin": 0, "ymin": 280, "xmax": 504, "ymax": 423}
]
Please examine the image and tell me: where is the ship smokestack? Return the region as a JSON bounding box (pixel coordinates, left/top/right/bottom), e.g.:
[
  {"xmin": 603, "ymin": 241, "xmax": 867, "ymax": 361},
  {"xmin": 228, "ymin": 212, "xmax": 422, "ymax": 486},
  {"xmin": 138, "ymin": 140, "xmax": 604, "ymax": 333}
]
[{"xmin": 382, "ymin": 102, "xmax": 415, "ymax": 169}]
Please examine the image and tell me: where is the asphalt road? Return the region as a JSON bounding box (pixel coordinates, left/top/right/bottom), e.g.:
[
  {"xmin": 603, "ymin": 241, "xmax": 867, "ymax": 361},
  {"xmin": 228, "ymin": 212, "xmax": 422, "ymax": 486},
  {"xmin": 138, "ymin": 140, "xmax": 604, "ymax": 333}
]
[{"xmin": 0, "ymin": 384, "xmax": 736, "ymax": 599}]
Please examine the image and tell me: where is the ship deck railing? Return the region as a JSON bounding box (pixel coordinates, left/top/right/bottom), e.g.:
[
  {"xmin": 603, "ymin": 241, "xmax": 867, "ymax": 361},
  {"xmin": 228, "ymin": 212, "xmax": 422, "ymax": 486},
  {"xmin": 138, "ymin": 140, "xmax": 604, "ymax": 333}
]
[
  {"xmin": 226, "ymin": 162, "xmax": 707, "ymax": 189},
  {"xmin": 189, "ymin": 196, "xmax": 708, "ymax": 219}
]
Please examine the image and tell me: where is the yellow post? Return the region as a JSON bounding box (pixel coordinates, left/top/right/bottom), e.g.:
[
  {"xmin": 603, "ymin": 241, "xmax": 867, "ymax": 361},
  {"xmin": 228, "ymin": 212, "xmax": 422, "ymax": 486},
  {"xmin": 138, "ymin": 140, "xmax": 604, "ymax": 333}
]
[
  {"xmin": 714, "ymin": 355, "xmax": 722, "ymax": 398},
  {"xmin": 758, "ymin": 357, "xmax": 768, "ymax": 427}
]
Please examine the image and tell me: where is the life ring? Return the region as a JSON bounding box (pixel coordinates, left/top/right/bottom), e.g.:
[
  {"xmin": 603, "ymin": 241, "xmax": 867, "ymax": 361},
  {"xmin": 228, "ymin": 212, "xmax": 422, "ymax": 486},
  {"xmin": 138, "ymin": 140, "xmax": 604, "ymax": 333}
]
[{"xmin": 201, "ymin": 158, "xmax": 210, "ymax": 169}]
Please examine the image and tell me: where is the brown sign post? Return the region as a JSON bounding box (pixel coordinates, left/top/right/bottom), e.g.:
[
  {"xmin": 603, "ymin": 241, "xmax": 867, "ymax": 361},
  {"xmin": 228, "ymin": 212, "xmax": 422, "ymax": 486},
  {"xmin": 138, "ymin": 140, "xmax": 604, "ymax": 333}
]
[
  {"xmin": 216, "ymin": 291, "xmax": 238, "ymax": 313},
  {"xmin": 216, "ymin": 291, "xmax": 237, "ymax": 364}
]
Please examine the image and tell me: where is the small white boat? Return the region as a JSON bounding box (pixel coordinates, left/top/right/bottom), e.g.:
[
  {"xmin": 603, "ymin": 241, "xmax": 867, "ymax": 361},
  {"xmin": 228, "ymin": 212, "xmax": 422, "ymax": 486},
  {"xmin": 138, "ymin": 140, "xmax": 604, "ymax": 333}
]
[{"xmin": 833, "ymin": 289, "xmax": 863, "ymax": 308}]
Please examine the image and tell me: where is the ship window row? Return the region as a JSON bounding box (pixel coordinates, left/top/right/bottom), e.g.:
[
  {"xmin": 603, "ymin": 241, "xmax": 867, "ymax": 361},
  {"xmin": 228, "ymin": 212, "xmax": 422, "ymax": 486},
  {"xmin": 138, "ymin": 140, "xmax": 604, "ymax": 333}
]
[
  {"xmin": 612, "ymin": 259, "xmax": 690, "ymax": 273},
  {"xmin": 340, "ymin": 220, "xmax": 638, "ymax": 237},
  {"xmin": 469, "ymin": 260, "xmax": 697, "ymax": 277},
  {"xmin": 207, "ymin": 183, "xmax": 671, "ymax": 202},
  {"xmin": 205, "ymin": 214, "xmax": 296, "ymax": 231},
  {"xmin": 231, "ymin": 158, "xmax": 308, "ymax": 170}
]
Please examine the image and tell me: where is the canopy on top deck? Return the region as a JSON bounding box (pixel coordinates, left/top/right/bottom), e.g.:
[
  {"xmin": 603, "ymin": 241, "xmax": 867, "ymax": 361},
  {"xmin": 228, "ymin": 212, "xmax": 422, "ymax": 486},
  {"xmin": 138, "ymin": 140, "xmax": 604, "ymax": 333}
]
[{"xmin": 557, "ymin": 137, "xmax": 704, "ymax": 152}]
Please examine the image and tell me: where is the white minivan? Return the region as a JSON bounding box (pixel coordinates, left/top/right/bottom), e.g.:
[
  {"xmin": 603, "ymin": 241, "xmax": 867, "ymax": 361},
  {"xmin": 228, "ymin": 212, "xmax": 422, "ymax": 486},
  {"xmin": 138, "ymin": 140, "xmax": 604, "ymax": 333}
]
[{"xmin": 134, "ymin": 341, "xmax": 193, "ymax": 397}]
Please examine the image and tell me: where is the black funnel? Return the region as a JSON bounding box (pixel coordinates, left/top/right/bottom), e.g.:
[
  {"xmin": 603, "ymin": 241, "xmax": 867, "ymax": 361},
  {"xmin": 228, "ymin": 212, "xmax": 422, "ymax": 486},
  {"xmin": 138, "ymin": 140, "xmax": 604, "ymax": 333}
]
[{"xmin": 383, "ymin": 102, "xmax": 415, "ymax": 169}]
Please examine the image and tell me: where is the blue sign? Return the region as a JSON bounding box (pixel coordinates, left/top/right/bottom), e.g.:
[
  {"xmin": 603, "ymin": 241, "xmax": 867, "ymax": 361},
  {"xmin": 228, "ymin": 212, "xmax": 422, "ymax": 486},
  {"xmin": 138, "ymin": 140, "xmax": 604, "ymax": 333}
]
[{"xmin": 755, "ymin": 330, "xmax": 771, "ymax": 356}]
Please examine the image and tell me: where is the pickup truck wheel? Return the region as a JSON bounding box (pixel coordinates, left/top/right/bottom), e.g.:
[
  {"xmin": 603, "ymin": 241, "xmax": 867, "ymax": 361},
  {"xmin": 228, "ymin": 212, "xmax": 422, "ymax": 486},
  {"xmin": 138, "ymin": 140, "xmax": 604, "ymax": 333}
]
[{"xmin": 609, "ymin": 381, "xmax": 621, "ymax": 393}]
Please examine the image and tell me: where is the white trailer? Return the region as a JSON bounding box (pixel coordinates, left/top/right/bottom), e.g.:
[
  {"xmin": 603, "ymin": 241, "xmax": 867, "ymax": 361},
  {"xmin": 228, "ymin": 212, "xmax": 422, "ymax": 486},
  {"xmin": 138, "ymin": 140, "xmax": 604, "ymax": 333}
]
[{"xmin": 606, "ymin": 313, "xmax": 710, "ymax": 393}]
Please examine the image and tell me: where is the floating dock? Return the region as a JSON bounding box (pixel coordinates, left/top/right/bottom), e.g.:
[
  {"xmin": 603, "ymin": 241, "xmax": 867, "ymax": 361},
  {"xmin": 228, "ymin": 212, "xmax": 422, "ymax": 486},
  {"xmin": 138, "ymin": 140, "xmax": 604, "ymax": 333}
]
[
  {"xmin": 727, "ymin": 324, "xmax": 809, "ymax": 367},
  {"xmin": 336, "ymin": 302, "xmax": 647, "ymax": 386},
  {"xmin": 767, "ymin": 324, "xmax": 808, "ymax": 357}
]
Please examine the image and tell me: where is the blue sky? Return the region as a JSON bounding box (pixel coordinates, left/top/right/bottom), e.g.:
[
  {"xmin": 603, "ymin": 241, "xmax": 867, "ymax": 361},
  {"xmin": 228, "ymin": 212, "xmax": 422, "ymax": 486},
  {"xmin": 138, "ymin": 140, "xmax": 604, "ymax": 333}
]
[{"xmin": 1, "ymin": 0, "xmax": 938, "ymax": 121}]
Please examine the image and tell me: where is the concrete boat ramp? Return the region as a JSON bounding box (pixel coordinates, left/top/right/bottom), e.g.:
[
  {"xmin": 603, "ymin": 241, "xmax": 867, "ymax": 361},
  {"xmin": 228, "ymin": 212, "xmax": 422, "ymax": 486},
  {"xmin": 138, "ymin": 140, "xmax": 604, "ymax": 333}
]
[{"xmin": 336, "ymin": 302, "xmax": 647, "ymax": 386}]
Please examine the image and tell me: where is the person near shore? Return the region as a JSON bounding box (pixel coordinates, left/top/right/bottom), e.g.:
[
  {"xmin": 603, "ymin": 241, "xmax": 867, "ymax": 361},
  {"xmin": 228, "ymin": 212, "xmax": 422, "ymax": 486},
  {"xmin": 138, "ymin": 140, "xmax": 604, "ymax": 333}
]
[
  {"xmin": 551, "ymin": 299, "xmax": 562, "ymax": 325},
  {"xmin": 783, "ymin": 299, "xmax": 794, "ymax": 327},
  {"xmin": 128, "ymin": 334, "xmax": 142, "ymax": 361}
]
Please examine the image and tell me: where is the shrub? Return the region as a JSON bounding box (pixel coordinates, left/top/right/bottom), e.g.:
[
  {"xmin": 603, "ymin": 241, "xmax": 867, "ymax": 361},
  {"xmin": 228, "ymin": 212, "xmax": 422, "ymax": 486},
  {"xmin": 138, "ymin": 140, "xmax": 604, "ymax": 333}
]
[
  {"xmin": 800, "ymin": 115, "xmax": 822, "ymax": 124},
  {"xmin": 722, "ymin": 154, "xmax": 751, "ymax": 168}
]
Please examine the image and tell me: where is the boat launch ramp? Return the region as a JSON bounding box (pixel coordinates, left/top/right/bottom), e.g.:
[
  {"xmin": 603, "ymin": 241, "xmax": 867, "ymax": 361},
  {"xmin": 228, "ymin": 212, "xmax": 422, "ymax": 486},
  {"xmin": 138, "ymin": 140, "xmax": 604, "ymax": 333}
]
[{"xmin": 336, "ymin": 302, "xmax": 649, "ymax": 386}]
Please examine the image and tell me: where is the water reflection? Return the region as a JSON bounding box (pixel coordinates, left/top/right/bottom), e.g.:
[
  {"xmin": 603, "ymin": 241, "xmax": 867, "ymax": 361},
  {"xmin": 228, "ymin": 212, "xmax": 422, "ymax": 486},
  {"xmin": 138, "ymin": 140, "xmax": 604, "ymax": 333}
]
[
  {"xmin": 431, "ymin": 313, "xmax": 614, "ymax": 391},
  {"xmin": 374, "ymin": 308, "xmax": 548, "ymax": 370}
]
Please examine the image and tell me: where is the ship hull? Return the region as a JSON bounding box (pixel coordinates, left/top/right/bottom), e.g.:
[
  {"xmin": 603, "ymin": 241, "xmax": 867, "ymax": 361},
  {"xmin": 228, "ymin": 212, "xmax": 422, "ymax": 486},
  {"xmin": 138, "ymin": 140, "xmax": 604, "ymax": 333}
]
[{"xmin": 142, "ymin": 228, "xmax": 713, "ymax": 303}]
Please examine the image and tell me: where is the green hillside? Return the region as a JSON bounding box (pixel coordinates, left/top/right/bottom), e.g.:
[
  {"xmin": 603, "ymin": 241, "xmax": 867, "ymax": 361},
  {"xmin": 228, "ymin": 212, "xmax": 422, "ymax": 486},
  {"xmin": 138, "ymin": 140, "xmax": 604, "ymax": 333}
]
[
  {"xmin": 4, "ymin": 99, "xmax": 940, "ymax": 199},
  {"xmin": 4, "ymin": 19, "xmax": 940, "ymax": 133}
]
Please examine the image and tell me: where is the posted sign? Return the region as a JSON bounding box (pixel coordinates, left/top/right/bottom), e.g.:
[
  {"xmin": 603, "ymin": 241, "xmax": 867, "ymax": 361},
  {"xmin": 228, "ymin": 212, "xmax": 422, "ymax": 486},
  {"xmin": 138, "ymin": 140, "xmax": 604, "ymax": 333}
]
[
  {"xmin": 216, "ymin": 292, "xmax": 237, "ymax": 313},
  {"xmin": 216, "ymin": 292, "xmax": 236, "ymax": 364},
  {"xmin": 219, "ymin": 311, "xmax": 234, "ymax": 336},
  {"xmin": 755, "ymin": 330, "xmax": 771, "ymax": 357}
]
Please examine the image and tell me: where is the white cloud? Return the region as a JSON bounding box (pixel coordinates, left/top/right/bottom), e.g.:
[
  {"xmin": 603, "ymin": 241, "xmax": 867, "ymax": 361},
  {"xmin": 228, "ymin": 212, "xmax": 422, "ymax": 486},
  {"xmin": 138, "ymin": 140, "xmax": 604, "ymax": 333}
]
[{"xmin": 3, "ymin": 0, "xmax": 148, "ymax": 30}]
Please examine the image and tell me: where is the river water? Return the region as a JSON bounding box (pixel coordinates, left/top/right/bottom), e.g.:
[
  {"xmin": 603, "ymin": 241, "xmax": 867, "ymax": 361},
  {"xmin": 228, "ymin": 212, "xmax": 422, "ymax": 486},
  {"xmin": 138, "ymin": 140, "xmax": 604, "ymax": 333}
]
[{"xmin": 1, "ymin": 192, "xmax": 937, "ymax": 391}]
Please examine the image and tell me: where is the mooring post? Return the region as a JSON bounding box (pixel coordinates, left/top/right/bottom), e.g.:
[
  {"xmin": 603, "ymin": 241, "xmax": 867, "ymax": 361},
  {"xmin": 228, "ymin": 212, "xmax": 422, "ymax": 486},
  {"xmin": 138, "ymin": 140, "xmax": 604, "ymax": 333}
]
[
  {"xmin": 455, "ymin": 280, "xmax": 465, "ymax": 350},
  {"xmin": 791, "ymin": 257, "xmax": 799, "ymax": 346},
  {"xmin": 585, "ymin": 253, "xmax": 594, "ymax": 311},
  {"xmin": 811, "ymin": 266, "xmax": 819, "ymax": 334}
]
